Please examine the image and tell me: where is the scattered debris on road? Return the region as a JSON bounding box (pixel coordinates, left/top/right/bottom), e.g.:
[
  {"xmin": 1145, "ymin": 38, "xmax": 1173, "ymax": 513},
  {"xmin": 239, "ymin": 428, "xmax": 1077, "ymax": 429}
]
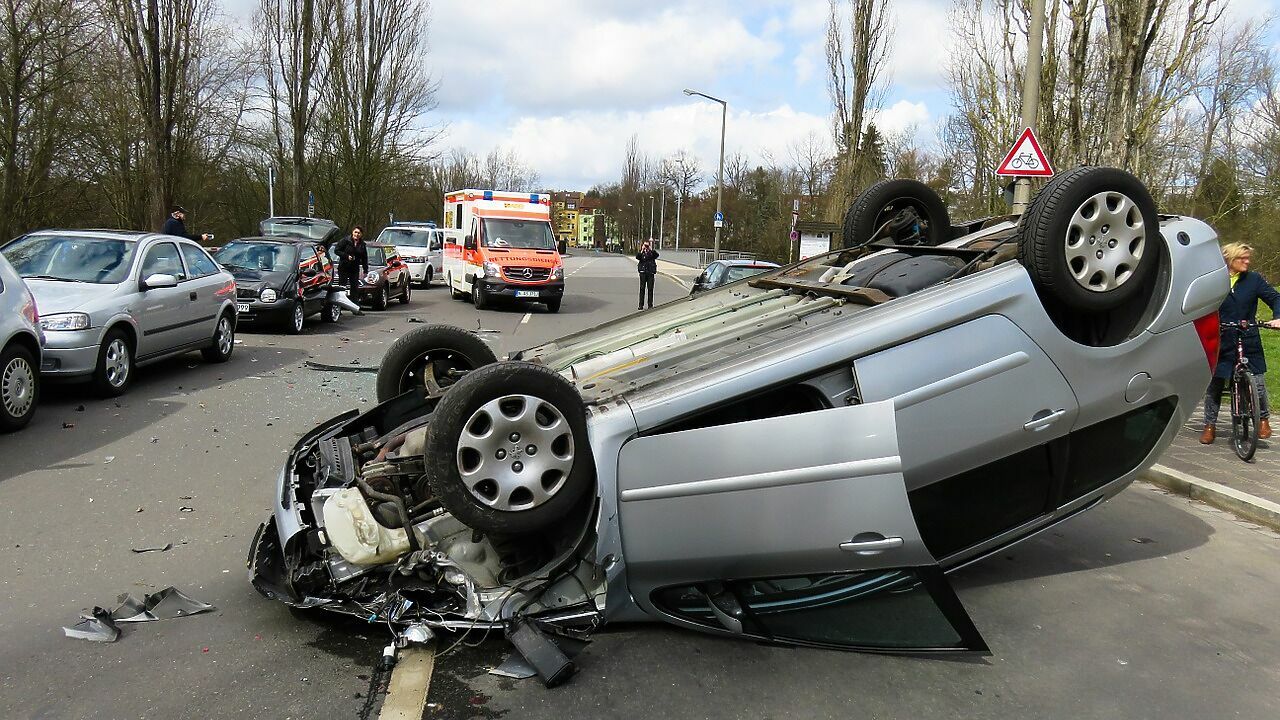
[
  {"xmin": 62, "ymin": 587, "xmax": 214, "ymax": 642},
  {"xmin": 130, "ymin": 543, "xmax": 173, "ymax": 554},
  {"xmin": 303, "ymin": 360, "xmax": 378, "ymax": 373},
  {"xmin": 62, "ymin": 608, "xmax": 120, "ymax": 643}
]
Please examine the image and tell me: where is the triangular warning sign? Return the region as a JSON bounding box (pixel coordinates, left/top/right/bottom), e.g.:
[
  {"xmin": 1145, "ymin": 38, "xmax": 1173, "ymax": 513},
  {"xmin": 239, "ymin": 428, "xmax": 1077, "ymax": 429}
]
[{"xmin": 996, "ymin": 128, "xmax": 1054, "ymax": 177}]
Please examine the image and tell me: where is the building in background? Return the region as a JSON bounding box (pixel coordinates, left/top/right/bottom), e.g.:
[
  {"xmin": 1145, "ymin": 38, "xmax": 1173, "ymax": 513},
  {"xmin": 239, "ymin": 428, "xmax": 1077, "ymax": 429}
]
[{"xmin": 551, "ymin": 192, "xmax": 584, "ymax": 246}]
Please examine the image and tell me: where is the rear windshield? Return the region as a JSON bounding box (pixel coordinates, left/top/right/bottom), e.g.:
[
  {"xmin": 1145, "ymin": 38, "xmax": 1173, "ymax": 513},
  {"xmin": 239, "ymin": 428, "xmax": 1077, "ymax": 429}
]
[
  {"xmin": 380, "ymin": 228, "xmax": 431, "ymax": 248},
  {"xmin": 260, "ymin": 219, "xmax": 336, "ymax": 241},
  {"xmin": 214, "ymin": 241, "xmax": 298, "ymax": 272},
  {"xmin": 2, "ymin": 234, "xmax": 137, "ymax": 284},
  {"xmin": 482, "ymin": 219, "xmax": 555, "ymax": 250}
]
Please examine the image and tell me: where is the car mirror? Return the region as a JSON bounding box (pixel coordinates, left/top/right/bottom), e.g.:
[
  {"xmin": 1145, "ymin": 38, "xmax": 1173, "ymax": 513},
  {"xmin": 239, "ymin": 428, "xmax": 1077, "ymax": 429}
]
[
  {"xmin": 141, "ymin": 273, "xmax": 178, "ymax": 290},
  {"xmin": 464, "ymin": 235, "xmax": 476, "ymax": 250}
]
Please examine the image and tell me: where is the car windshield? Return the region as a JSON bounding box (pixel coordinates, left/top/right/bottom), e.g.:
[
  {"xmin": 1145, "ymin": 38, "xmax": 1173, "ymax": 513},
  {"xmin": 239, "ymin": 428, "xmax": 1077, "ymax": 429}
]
[
  {"xmin": 214, "ymin": 241, "xmax": 298, "ymax": 272},
  {"xmin": 2, "ymin": 234, "xmax": 137, "ymax": 284},
  {"xmin": 725, "ymin": 265, "xmax": 775, "ymax": 283},
  {"xmin": 482, "ymin": 219, "xmax": 555, "ymax": 249},
  {"xmin": 367, "ymin": 246, "xmax": 389, "ymax": 266},
  {"xmin": 260, "ymin": 219, "xmax": 335, "ymax": 241},
  {"xmin": 381, "ymin": 228, "xmax": 431, "ymax": 248}
]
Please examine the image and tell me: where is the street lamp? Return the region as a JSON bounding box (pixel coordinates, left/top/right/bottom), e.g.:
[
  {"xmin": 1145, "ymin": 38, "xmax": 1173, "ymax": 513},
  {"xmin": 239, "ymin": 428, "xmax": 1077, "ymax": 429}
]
[{"xmin": 684, "ymin": 88, "xmax": 727, "ymax": 261}]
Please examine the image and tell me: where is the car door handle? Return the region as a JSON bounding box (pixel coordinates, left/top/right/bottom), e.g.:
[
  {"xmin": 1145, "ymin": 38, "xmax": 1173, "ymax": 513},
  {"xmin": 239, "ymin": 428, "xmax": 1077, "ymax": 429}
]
[
  {"xmin": 189, "ymin": 291, "xmax": 198, "ymax": 301},
  {"xmin": 839, "ymin": 535, "xmax": 904, "ymax": 555},
  {"xmin": 1024, "ymin": 408, "xmax": 1067, "ymax": 432}
]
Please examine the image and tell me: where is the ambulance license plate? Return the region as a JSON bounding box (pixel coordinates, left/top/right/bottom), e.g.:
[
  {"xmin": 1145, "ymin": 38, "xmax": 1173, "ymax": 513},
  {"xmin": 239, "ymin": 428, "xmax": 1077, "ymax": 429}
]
[{"xmin": 514, "ymin": 290, "xmax": 539, "ymax": 298}]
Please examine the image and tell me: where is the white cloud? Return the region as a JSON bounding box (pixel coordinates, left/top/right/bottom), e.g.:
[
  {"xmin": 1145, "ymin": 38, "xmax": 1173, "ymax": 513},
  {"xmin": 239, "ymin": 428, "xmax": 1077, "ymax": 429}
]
[
  {"xmin": 884, "ymin": 0, "xmax": 952, "ymax": 92},
  {"xmin": 870, "ymin": 99, "xmax": 933, "ymax": 137}
]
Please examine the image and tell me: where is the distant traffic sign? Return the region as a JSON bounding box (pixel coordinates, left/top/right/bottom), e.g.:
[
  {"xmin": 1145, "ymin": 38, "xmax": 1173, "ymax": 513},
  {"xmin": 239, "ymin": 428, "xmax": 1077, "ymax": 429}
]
[
  {"xmin": 996, "ymin": 128, "xmax": 1053, "ymax": 177},
  {"xmin": 713, "ymin": 210, "xmax": 724, "ymax": 228}
]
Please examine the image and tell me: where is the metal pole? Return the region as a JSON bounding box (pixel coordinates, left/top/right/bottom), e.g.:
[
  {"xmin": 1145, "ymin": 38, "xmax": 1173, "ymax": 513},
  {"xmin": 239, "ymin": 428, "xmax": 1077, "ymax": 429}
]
[
  {"xmin": 267, "ymin": 164, "xmax": 275, "ymax": 218},
  {"xmin": 658, "ymin": 187, "xmax": 666, "ymax": 248},
  {"xmin": 648, "ymin": 195, "xmax": 654, "ymax": 241},
  {"xmin": 1012, "ymin": 0, "xmax": 1047, "ymax": 214},
  {"xmin": 715, "ymin": 100, "xmax": 725, "ymax": 261},
  {"xmin": 675, "ymin": 196, "xmax": 682, "ymax": 250}
]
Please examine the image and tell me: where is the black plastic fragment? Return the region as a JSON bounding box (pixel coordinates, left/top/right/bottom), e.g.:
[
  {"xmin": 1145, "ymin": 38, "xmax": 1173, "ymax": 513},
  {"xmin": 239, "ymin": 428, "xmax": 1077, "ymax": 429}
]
[{"xmin": 507, "ymin": 618, "xmax": 576, "ymax": 688}]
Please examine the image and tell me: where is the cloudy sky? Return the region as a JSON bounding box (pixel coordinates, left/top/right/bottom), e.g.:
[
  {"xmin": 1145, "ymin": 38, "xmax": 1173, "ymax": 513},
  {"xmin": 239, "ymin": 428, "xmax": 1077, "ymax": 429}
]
[{"xmin": 224, "ymin": 0, "xmax": 1276, "ymax": 191}]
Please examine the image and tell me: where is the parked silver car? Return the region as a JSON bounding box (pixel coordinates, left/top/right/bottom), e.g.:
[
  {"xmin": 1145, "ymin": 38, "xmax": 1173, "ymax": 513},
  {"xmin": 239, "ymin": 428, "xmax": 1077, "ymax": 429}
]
[
  {"xmin": 376, "ymin": 222, "xmax": 444, "ymax": 286},
  {"xmin": 250, "ymin": 168, "xmax": 1229, "ymax": 679},
  {"xmin": 0, "ymin": 253, "xmax": 42, "ymax": 431},
  {"xmin": 1, "ymin": 230, "xmax": 238, "ymax": 397}
]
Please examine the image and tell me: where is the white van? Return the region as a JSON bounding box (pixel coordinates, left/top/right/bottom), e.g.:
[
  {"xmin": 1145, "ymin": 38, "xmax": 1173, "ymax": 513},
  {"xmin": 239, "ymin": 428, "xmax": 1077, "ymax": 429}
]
[{"xmin": 375, "ymin": 222, "xmax": 444, "ymax": 286}]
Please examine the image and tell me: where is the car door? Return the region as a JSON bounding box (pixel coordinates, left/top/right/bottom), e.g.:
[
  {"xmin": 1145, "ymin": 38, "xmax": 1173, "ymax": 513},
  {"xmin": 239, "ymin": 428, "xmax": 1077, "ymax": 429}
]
[
  {"xmin": 134, "ymin": 241, "xmax": 192, "ymax": 357},
  {"xmin": 428, "ymin": 230, "xmax": 444, "ymax": 275},
  {"xmin": 616, "ymin": 399, "xmax": 987, "ymax": 653},
  {"xmin": 297, "ymin": 244, "xmax": 327, "ymax": 313},
  {"xmin": 178, "ymin": 242, "xmax": 229, "ymax": 345}
]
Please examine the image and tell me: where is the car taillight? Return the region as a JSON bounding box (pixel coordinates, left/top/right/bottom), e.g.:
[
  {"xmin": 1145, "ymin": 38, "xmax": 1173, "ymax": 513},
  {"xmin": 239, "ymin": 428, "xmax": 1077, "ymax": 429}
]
[{"xmin": 1193, "ymin": 311, "xmax": 1220, "ymax": 371}]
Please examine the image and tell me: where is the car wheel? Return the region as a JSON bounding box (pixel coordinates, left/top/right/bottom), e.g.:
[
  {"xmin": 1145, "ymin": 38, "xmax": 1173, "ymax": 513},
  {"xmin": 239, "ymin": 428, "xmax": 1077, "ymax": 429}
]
[
  {"xmin": 424, "ymin": 361, "xmax": 594, "ymax": 535},
  {"xmin": 842, "ymin": 178, "xmax": 951, "ymax": 248},
  {"xmin": 545, "ymin": 297, "xmax": 562, "ymax": 313},
  {"xmin": 471, "ymin": 282, "xmax": 488, "ymax": 310},
  {"xmin": 399, "ymin": 279, "xmax": 411, "ymax": 304},
  {"xmin": 91, "ymin": 329, "xmax": 133, "ymax": 397},
  {"xmin": 321, "ymin": 302, "xmax": 341, "ymax": 323},
  {"xmin": 373, "ymin": 284, "xmax": 389, "ymax": 310},
  {"xmin": 0, "ymin": 343, "xmax": 38, "ymax": 432},
  {"xmin": 284, "ymin": 299, "xmax": 305, "ymax": 334},
  {"xmin": 425, "ymin": 267, "xmax": 433, "ymax": 286},
  {"xmin": 375, "ymin": 324, "xmax": 499, "ymax": 402},
  {"xmin": 201, "ymin": 312, "xmax": 236, "ymax": 363},
  {"xmin": 1015, "ymin": 166, "xmax": 1159, "ymax": 313}
]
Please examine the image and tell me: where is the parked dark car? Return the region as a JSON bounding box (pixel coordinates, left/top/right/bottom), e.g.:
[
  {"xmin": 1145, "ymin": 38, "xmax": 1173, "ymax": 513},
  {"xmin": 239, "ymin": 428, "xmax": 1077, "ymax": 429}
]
[
  {"xmin": 331, "ymin": 243, "xmax": 411, "ymax": 310},
  {"xmin": 259, "ymin": 217, "xmax": 342, "ymax": 251},
  {"xmin": 214, "ymin": 238, "xmax": 342, "ymax": 333},
  {"xmin": 691, "ymin": 259, "xmax": 781, "ymax": 294}
]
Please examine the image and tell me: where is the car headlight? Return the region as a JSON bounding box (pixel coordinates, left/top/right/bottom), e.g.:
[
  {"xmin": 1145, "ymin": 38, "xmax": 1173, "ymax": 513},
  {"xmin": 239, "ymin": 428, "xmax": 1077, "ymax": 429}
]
[
  {"xmin": 551, "ymin": 265, "xmax": 564, "ymax": 279},
  {"xmin": 41, "ymin": 312, "xmax": 91, "ymax": 331},
  {"xmin": 364, "ymin": 271, "xmax": 380, "ymax": 285},
  {"xmin": 482, "ymin": 261, "xmax": 501, "ymax": 279},
  {"xmin": 260, "ymin": 288, "xmax": 278, "ymax": 303}
]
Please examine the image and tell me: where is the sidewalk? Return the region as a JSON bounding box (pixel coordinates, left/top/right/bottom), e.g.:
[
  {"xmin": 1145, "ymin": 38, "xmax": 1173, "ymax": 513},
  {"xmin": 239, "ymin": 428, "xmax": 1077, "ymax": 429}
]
[{"xmin": 1144, "ymin": 412, "xmax": 1280, "ymax": 530}]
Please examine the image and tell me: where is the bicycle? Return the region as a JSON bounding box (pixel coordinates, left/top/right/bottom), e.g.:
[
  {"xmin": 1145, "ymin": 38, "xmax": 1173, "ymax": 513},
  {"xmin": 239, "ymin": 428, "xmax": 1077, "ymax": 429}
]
[{"xmin": 1219, "ymin": 319, "xmax": 1274, "ymax": 461}]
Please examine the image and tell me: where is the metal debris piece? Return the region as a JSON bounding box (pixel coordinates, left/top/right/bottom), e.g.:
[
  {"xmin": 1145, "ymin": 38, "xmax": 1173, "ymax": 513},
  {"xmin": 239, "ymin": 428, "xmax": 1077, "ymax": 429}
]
[
  {"xmin": 130, "ymin": 543, "xmax": 173, "ymax": 554},
  {"xmin": 63, "ymin": 607, "xmax": 120, "ymax": 643},
  {"xmin": 111, "ymin": 587, "xmax": 215, "ymax": 623},
  {"xmin": 489, "ymin": 654, "xmax": 537, "ymax": 680},
  {"xmin": 303, "ymin": 360, "xmax": 378, "ymax": 373}
]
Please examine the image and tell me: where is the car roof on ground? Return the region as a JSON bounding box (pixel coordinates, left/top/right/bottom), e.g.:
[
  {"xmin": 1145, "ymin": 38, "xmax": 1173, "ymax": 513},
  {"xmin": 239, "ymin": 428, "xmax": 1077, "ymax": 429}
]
[{"xmin": 715, "ymin": 259, "xmax": 780, "ymax": 267}]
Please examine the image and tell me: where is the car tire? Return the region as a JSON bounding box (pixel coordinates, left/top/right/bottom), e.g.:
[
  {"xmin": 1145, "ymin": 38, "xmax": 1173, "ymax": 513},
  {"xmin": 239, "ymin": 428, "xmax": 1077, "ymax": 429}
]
[
  {"xmin": 321, "ymin": 302, "xmax": 341, "ymax": 323},
  {"xmin": 399, "ymin": 279, "xmax": 411, "ymax": 304},
  {"xmin": 91, "ymin": 328, "xmax": 134, "ymax": 397},
  {"xmin": 284, "ymin": 299, "xmax": 305, "ymax": 334},
  {"xmin": 373, "ymin": 284, "xmax": 389, "ymax": 310},
  {"xmin": 424, "ymin": 267, "xmax": 433, "ymax": 286},
  {"xmin": 842, "ymin": 178, "xmax": 951, "ymax": 248},
  {"xmin": 201, "ymin": 312, "xmax": 236, "ymax": 363},
  {"xmin": 545, "ymin": 297, "xmax": 562, "ymax": 313},
  {"xmin": 423, "ymin": 361, "xmax": 594, "ymax": 536},
  {"xmin": 1015, "ymin": 166, "xmax": 1159, "ymax": 313},
  {"xmin": 471, "ymin": 282, "xmax": 488, "ymax": 310},
  {"xmin": 376, "ymin": 324, "xmax": 499, "ymax": 402},
  {"xmin": 0, "ymin": 342, "xmax": 39, "ymax": 432}
]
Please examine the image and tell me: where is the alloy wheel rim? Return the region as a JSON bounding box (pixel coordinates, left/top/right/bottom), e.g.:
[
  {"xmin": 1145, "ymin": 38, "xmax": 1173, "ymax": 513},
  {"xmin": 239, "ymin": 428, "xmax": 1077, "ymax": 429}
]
[
  {"xmin": 328, "ymin": 304, "xmax": 340, "ymax": 321},
  {"xmin": 105, "ymin": 339, "xmax": 129, "ymax": 387},
  {"xmin": 456, "ymin": 394, "xmax": 574, "ymax": 512},
  {"xmin": 293, "ymin": 303, "xmax": 304, "ymax": 331},
  {"xmin": 218, "ymin": 317, "xmax": 233, "ymax": 355},
  {"xmin": 1065, "ymin": 190, "xmax": 1145, "ymax": 292},
  {"xmin": 1, "ymin": 356, "xmax": 34, "ymax": 417}
]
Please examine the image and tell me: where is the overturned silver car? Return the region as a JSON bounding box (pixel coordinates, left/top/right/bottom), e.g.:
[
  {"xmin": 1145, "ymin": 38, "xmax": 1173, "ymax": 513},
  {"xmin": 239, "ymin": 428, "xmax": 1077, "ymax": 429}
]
[{"xmin": 249, "ymin": 168, "xmax": 1229, "ymax": 680}]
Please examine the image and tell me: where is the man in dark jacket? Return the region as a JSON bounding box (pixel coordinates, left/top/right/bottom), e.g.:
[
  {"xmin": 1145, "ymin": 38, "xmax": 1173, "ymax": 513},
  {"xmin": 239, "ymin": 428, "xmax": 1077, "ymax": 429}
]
[
  {"xmin": 161, "ymin": 206, "xmax": 210, "ymax": 243},
  {"xmin": 636, "ymin": 239, "xmax": 659, "ymax": 310},
  {"xmin": 332, "ymin": 226, "xmax": 369, "ymax": 294},
  {"xmin": 1200, "ymin": 242, "xmax": 1280, "ymax": 444}
]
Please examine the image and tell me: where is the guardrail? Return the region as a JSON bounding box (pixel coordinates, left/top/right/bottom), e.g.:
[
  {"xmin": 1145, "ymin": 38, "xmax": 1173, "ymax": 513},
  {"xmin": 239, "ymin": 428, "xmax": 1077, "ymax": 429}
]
[{"xmin": 664, "ymin": 248, "xmax": 756, "ymax": 268}]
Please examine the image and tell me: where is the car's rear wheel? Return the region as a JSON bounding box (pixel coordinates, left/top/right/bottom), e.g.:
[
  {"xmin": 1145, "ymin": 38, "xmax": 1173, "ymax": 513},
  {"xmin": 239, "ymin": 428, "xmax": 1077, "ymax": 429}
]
[
  {"xmin": 399, "ymin": 279, "xmax": 411, "ymax": 304},
  {"xmin": 842, "ymin": 179, "xmax": 951, "ymax": 248},
  {"xmin": 202, "ymin": 312, "xmax": 236, "ymax": 363},
  {"xmin": 423, "ymin": 361, "xmax": 594, "ymax": 535},
  {"xmin": 375, "ymin": 324, "xmax": 498, "ymax": 402},
  {"xmin": 1016, "ymin": 166, "xmax": 1159, "ymax": 313},
  {"xmin": 0, "ymin": 343, "xmax": 38, "ymax": 432},
  {"xmin": 284, "ymin": 299, "xmax": 305, "ymax": 334},
  {"xmin": 92, "ymin": 329, "xmax": 133, "ymax": 397}
]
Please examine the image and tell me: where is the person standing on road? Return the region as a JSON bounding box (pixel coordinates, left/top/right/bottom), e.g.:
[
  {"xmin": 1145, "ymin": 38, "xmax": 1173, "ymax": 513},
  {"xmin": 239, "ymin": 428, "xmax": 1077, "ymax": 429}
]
[
  {"xmin": 636, "ymin": 239, "xmax": 659, "ymax": 310},
  {"xmin": 161, "ymin": 205, "xmax": 211, "ymax": 243},
  {"xmin": 1200, "ymin": 242, "xmax": 1280, "ymax": 444},
  {"xmin": 332, "ymin": 226, "xmax": 369, "ymax": 315}
]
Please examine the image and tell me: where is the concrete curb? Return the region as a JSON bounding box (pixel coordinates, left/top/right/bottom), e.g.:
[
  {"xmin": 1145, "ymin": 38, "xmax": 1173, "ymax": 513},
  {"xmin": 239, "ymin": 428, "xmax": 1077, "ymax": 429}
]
[{"xmin": 1142, "ymin": 463, "xmax": 1280, "ymax": 531}]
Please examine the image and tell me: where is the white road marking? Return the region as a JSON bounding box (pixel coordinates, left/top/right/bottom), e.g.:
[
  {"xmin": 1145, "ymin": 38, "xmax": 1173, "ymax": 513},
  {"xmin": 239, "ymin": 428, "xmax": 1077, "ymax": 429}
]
[
  {"xmin": 379, "ymin": 643, "xmax": 435, "ymax": 720},
  {"xmin": 567, "ymin": 257, "xmax": 598, "ymax": 277},
  {"xmin": 521, "ymin": 312, "xmax": 531, "ymax": 324}
]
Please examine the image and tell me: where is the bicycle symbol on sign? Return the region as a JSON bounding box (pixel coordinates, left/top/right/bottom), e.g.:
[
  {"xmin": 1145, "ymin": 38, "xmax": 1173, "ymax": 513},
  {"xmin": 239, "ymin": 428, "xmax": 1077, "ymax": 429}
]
[{"xmin": 1010, "ymin": 152, "xmax": 1040, "ymax": 170}]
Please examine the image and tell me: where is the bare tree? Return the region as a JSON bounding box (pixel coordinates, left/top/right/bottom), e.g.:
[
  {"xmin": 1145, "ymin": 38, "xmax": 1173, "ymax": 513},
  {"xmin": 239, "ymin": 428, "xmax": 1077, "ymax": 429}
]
[
  {"xmin": 658, "ymin": 149, "xmax": 702, "ymax": 200},
  {"xmin": 825, "ymin": 0, "xmax": 893, "ymax": 155},
  {"xmin": 257, "ymin": 0, "xmax": 335, "ymax": 215},
  {"xmin": 483, "ymin": 147, "xmax": 540, "ymax": 191},
  {"xmin": 788, "ymin": 131, "xmax": 833, "ymax": 216},
  {"xmin": 1191, "ymin": 18, "xmax": 1269, "ymax": 180}
]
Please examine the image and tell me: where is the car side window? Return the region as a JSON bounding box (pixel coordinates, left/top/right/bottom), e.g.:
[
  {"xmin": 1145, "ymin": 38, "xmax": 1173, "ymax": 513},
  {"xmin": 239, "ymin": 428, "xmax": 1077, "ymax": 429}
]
[
  {"xmin": 142, "ymin": 242, "xmax": 186, "ymax": 280},
  {"xmin": 430, "ymin": 232, "xmax": 442, "ymax": 251},
  {"xmin": 179, "ymin": 244, "xmax": 219, "ymax": 278}
]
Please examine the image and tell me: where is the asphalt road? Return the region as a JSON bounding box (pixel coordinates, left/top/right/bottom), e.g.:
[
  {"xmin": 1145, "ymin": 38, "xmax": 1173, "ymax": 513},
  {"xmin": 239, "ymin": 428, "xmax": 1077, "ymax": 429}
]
[{"xmin": 2, "ymin": 253, "xmax": 1279, "ymax": 720}]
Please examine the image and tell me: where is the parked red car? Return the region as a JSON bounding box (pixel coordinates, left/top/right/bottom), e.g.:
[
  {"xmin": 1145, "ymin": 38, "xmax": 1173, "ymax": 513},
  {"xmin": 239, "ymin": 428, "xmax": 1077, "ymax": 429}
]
[{"xmin": 331, "ymin": 243, "xmax": 412, "ymax": 310}]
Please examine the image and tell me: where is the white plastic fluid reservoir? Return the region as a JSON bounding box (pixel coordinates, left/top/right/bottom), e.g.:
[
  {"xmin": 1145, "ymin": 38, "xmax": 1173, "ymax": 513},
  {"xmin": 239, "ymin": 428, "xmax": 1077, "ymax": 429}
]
[{"xmin": 322, "ymin": 487, "xmax": 411, "ymax": 565}]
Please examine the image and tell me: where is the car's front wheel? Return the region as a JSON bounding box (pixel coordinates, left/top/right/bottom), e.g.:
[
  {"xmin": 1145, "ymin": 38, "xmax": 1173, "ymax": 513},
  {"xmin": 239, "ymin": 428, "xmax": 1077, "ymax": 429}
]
[
  {"xmin": 91, "ymin": 329, "xmax": 133, "ymax": 397},
  {"xmin": 375, "ymin": 324, "xmax": 498, "ymax": 402},
  {"xmin": 373, "ymin": 284, "xmax": 389, "ymax": 310},
  {"xmin": 545, "ymin": 297, "xmax": 562, "ymax": 313},
  {"xmin": 284, "ymin": 299, "xmax": 305, "ymax": 334},
  {"xmin": 399, "ymin": 279, "xmax": 411, "ymax": 304},
  {"xmin": 201, "ymin": 312, "xmax": 236, "ymax": 363},
  {"xmin": 423, "ymin": 361, "xmax": 594, "ymax": 535},
  {"xmin": 0, "ymin": 342, "xmax": 38, "ymax": 432},
  {"xmin": 471, "ymin": 282, "xmax": 488, "ymax": 310}
]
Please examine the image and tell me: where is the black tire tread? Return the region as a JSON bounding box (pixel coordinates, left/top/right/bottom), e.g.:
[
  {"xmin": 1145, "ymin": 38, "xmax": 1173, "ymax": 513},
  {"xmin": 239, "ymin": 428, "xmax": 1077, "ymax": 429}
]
[
  {"xmin": 842, "ymin": 178, "xmax": 951, "ymax": 248},
  {"xmin": 376, "ymin": 324, "xmax": 498, "ymax": 402}
]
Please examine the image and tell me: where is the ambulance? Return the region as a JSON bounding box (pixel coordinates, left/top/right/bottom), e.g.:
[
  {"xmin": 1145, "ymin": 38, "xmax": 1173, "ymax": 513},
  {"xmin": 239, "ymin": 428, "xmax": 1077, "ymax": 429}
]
[{"xmin": 442, "ymin": 189, "xmax": 565, "ymax": 312}]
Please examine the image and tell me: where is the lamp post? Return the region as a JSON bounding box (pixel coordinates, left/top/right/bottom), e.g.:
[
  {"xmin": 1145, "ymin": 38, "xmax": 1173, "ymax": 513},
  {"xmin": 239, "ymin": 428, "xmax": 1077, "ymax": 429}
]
[
  {"xmin": 684, "ymin": 88, "xmax": 727, "ymax": 261},
  {"xmin": 648, "ymin": 195, "xmax": 655, "ymax": 243},
  {"xmin": 658, "ymin": 186, "xmax": 666, "ymax": 249}
]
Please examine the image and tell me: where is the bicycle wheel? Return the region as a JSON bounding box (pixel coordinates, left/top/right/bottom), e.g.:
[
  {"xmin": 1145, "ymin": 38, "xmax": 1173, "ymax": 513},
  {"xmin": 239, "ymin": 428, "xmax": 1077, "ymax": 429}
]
[{"xmin": 1231, "ymin": 368, "xmax": 1261, "ymax": 461}]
